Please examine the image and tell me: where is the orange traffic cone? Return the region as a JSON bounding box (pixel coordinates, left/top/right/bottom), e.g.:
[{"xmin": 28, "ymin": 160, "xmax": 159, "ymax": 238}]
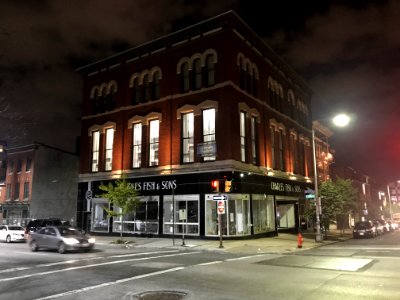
[{"xmin": 297, "ymin": 232, "xmax": 303, "ymax": 248}]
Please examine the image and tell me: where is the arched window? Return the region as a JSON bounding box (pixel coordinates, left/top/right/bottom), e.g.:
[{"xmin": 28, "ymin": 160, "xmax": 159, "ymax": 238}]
[
  {"xmin": 193, "ymin": 58, "xmax": 202, "ymax": 90},
  {"xmin": 143, "ymin": 74, "xmax": 151, "ymax": 102},
  {"xmin": 132, "ymin": 77, "xmax": 140, "ymax": 105},
  {"xmin": 205, "ymin": 54, "xmax": 215, "ymax": 87},
  {"xmin": 239, "ymin": 57, "xmax": 246, "ymax": 90},
  {"xmin": 181, "ymin": 62, "xmax": 190, "ymax": 93},
  {"xmin": 152, "ymin": 72, "xmax": 160, "ymax": 100},
  {"xmin": 107, "ymin": 84, "xmax": 116, "ymax": 111},
  {"xmin": 92, "ymin": 89, "xmax": 99, "ymax": 115},
  {"xmin": 99, "ymin": 86, "xmax": 107, "ymax": 113}
]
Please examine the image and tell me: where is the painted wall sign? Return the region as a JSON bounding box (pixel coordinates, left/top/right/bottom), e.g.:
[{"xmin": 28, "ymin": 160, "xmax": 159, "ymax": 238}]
[
  {"xmin": 270, "ymin": 181, "xmax": 303, "ymax": 193},
  {"xmin": 128, "ymin": 180, "xmax": 177, "ymax": 191}
]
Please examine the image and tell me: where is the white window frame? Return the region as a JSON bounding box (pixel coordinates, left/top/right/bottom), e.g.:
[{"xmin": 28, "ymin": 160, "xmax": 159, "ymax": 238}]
[
  {"xmin": 203, "ymin": 108, "xmax": 216, "ymax": 161},
  {"xmin": 132, "ymin": 123, "xmax": 142, "ymax": 168},
  {"xmin": 91, "ymin": 130, "xmax": 100, "ymax": 172},
  {"xmin": 182, "ymin": 112, "xmax": 194, "ymax": 163},
  {"xmin": 104, "ymin": 128, "xmax": 114, "ymax": 171},
  {"xmin": 240, "ymin": 111, "xmax": 246, "ymax": 162},
  {"xmin": 149, "ymin": 119, "xmax": 159, "ymax": 166},
  {"xmin": 251, "ymin": 116, "xmax": 257, "ymax": 164}
]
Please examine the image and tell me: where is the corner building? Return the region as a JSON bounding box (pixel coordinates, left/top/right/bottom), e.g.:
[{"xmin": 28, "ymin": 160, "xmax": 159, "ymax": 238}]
[{"xmin": 77, "ymin": 11, "xmax": 314, "ymax": 238}]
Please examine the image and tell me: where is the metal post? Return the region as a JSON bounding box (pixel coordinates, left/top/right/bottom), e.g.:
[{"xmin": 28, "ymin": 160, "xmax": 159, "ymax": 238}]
[
  {"xmin": 312, "ymin": 128, "xmax": 323, "ymax": 242},
  {"xmin": 172, "ymin": 187, "xmax": 175, "ymax": 246},
  {"xmin": 218, "ymin": 213, "xmax": 223, "ymax": 248}
]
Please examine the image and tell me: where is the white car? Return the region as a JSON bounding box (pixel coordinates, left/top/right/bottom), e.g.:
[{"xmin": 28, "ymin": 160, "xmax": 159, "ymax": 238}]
[{"xmin": 0, "ymin": 225, "xmax": 26, "ymax": 243}]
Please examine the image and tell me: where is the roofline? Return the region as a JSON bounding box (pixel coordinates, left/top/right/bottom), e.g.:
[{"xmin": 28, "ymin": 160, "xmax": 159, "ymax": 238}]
[{"xmin": 6, "ymin": 142, "xmax": 77, "ymax": 156}]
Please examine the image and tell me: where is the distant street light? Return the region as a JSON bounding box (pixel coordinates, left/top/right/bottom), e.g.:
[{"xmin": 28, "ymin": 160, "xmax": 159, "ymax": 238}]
[{"xmin": 312, "ymin": 113, "xmax": 351, "ymax": 242}]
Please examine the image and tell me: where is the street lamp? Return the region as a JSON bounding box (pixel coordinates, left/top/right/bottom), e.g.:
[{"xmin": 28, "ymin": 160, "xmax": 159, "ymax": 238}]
[{"xmin": 312, "ymin": 113, "xmax": 350, "ymax": 242}]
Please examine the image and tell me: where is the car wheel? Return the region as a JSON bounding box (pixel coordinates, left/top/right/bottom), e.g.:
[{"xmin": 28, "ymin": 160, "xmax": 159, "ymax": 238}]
[
  {"xmin": 6, "ymin": 235, "xmax": 11, "ymax": 243},
  {"xmin": 30, "ymin": 241, "xmax": 38, "ymax": 252},
  {"xmin": 58, "ymin": 242, "xmax": 66, "ymax": 254}
]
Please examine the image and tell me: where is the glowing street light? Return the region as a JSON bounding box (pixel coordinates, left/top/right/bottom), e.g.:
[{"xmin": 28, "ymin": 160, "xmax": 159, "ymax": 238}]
[{"xmin": 313, "ymin": 113, "xmax": 351, "ymax": 242}]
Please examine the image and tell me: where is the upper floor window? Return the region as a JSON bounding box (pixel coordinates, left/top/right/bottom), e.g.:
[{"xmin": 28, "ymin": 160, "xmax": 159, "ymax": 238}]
[
  {"xmin": 8, "ymin": 161, "xmax": 14, "ymax": 174},
  {"xmin": 237, "ymin": 53, "xmax": 258, "ymax": 97},
  {"xmin": 6, "ymin": 184, "xmax": 11, "ymax": 200},
  {"xmin": 132, "ymin": 123, "xmax": 142, "ymax": 168},
  {"xmin": 152, "ymin": 72, "xmax": 160, "ymax": 100},
  {"xmin": 17, "ymin": 159, "xmax": 22, "ymax": 173},
  {"xmin": 181, "ymin": 62, "xmax": 190, "ymax": 93},
  {"xmin": 143, "ymin": 74, "xmax": 151, "ymax": 103},
  {"xmin": 131, "ymin": 77, "xmax": 140, "ymax": 105},
  {"xmin": 104, "ymin": 128, "xmax": 114, "ymax": 171},
  {"xmin": 270, "ymin": 127, "xmax": 276, "ymax": 169},
  {"xmin": 182, "ymin": 113, "xmax": 194, "ymax": 163},
  {"xmin": 290, "ymin": 133, "xmax": 299, "ymax": 174},
  {"xmin": 107, "ymin": 84, "xmax": 117, "ymax": 111},
  {"xmin": 26, "ymin": 158, "xmax": 32, "ymax": 172},
  {"xmin": 205, "ymin": 54, "xmax": 215, "ymax": 87},
  {"xmin": 203, "ymin": 108, "xmax": 216, "ymax": 161},
  {"xmin": 149, "ymin": 120, "xmax": 159, "ymax": 166},
  {"xmin": 193, "ymin": 58, "xmax": 202, "ymax": 90},
  {"xmin": 240, "ymin": 112, "xmax": 246, "ymax": 162},
  {"xmin": 251, "ymin": 117, "xmax": 258, "ymax": 165},
  {"xmin": 23, "ymin": 182, "xmax": 29, "ymax": 199},
  {"xmin": 278, "ymin": 130, "xmax": 285, "ymax": 171},
  {"xmin": 14, "ymin": 182, "xmax": 20, "ymax": 200},
  {"xmin": 91, "ymin": 130, "xmax": 100, "ymax": 172}
]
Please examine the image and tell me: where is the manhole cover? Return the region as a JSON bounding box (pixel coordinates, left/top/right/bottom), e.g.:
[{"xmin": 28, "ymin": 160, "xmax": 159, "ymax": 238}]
[{"xmin": 133, "ymin": 290, "xmax": 187, "ymax": 300}]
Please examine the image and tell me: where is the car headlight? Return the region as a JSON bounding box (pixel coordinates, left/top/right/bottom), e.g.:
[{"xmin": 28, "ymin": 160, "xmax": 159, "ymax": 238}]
[
  {"xmin": 64, "ymin": 238, "xmax": 80, "ymax": 245},
  {"xmin": 88, "ymin": 238, "xmax": 95, "ymax": 244}
]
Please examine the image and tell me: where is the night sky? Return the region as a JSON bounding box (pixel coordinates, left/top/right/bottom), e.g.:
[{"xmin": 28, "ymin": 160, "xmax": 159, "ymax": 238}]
[{"xmin": 0, "ymin": 0, "xmax": 398, "ymax": 184}]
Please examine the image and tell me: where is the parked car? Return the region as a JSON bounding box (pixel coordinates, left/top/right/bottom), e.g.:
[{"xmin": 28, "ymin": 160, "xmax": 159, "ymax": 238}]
[
  {"xmin": 387, "ymin": 220, "xmax": 398, "ymax": 231},
  {"xmin": 28, "ymin": 226, "xmax": 95, "ymax": 254},
  {"xmin": 374, "ymin": 219, "xmax": 390, "ymax": 233},
  {"xmin": 24, "ymin": 218, "xmax": 70, "ymax": 238},
  {"xmin": 353, "ymin": 221, "xmax": 376, "ymax": 238},
  {"xmin": 0, "ymin": 225, "xmax": 26, "ymax": 243},
  {"xmin": 371, "ymin": 220, "xmax": 384, "ymax": 236}
]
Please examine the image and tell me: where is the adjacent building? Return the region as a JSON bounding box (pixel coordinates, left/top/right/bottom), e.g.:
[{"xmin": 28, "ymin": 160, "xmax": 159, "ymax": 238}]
[
  {"xmin": 76, "ymin": 11, "xmax": 315, "ymax": 238},
  {"xmin": 0, "ymin": 143, "xmax": 78, "ymax": 226}
]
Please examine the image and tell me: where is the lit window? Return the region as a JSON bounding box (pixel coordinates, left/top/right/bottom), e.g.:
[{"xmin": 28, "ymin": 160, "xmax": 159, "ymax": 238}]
[
  {"xmin": 182, "ymin": 113, "xmax": 194, "ymax": 163},
  {"xmin": 91, "ymin": 131, "xmax": 100, "ymax": 172},
  {"xmin": 104, "ymin": 128, "xmax": 114, "ymax": 171},
  {"xmin": 240, "ymin": 112, "xmax": 246, "ymax": 162},
  {"xmin": 149, "ymin": 120, "xmax": 159, "ymax": 166},
  {"xmin": 132, "ymin": 123, "xmax": 142, "ymax": 168},
  {"xmin": 203, "ymin": 108, "xmax": 216, "ymax": 161},
  {"xmin": 270, "ymin": 128, "xmax": 276, "ymax": 169}
]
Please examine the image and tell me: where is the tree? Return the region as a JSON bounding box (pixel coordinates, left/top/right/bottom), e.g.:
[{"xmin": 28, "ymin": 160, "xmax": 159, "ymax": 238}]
[
  {"xmin": 319, "ymin": 178, "xmax": 358, "ymax": 234},
  {"xmin": 304, "ymin": 178, "xmax": 358, "ymax": 235},
  {"xmin": 98, "ymin": 174, "xmax": 140, "ymax": 241}
]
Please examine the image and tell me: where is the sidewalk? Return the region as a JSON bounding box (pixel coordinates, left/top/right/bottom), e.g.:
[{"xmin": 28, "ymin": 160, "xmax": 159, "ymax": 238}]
[{"xmin": 93, "ymin": 229, "xmax": 352, "ymax": 255}]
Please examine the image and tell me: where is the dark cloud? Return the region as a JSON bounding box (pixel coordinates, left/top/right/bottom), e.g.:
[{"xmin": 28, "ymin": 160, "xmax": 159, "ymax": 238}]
[{"xmin": 0, "ymin": 0, "xmax": 398, "ymax": 183}]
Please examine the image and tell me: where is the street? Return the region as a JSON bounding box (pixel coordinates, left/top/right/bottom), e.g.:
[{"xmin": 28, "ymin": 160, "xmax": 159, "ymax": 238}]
[{"xmin": 1, "ymin": 231, "xmax": 400, "ymax": 300}]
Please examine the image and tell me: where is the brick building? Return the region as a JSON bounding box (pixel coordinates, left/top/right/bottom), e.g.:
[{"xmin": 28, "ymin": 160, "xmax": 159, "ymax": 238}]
[
  {"xmin": 0, "ymin": 143, "xmax": 78, "ymax": 226},
  {"xmin": 76, "ymin": 11, "xmax": 314, "ymax": 238}
]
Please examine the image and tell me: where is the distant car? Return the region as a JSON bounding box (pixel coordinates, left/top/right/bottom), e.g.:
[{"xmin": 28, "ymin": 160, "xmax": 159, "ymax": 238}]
[
  {"xmin": 374, "ymin": 219, "xmax": 390, "ymax": 233},
  {"xmin": 353, "ymin": 221, "xmax": 376, "ymax": 238},
  {"xmin": 28, "ymin": 226, "xmax": 95, "ymax": 254},
  {"xmin": 387, "ymin": 220, "xmax": 398, "ymax": 231},
  {"xmin": 371, "ymin": 220, "xmax": 384, "ymax": 236},
  {"xmin": 0, "ymin": 225, "xmax": 26, "ymax": 243},
  {"xmin": 24, "ymin": 219, "xmax": 70, "ymax": 238}
]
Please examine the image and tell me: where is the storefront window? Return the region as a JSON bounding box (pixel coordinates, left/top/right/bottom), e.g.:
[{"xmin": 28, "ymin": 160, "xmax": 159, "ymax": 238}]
[
  {"xmin": 205, "ymin": 194, "xmax": 251, "ymax": 237},
  {"xmin": 276, "ymin": 203, "xmax": 296, "ymax": 228},
  {"xmin": 163, "ymin": 194, "xmax": 199, "ymax": 236},
  {"xmin": 252, "ymin": 194, "xmax": 275, "ymax": 234},
  {"xmin": 92, "ymin": 199, "xmax": 109, "ymax": 232},
  {"xmin": 112, "ymin": 196, "xmax": 159, "ymax": 234}
]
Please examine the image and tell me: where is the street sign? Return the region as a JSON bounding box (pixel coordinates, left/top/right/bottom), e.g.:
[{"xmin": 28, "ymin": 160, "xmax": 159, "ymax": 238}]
[
  {"xmin": 217, "ymin": 200, "xmax": 225, "ymax": 214},
  {"xmin": 305, "ymin": 194, "xmax": 315, "ymax": 199},
  {"xmin": 213, "ymin": 194, "xmax": 228, "ymax": 201}
]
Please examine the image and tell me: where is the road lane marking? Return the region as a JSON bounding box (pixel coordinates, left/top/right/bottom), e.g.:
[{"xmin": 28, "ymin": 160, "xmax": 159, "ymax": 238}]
[
  {"xmin": 0, "ymin": 250, "xmax": 179, "ymax": 274},
  {"xmin": 34, "ymin": 254, "xmax": 262, "ymax": 299},
  {"xmin": 35, "ymin": 267, "xmax": 186, "ymax": 299},
  {"xmin": 0, "ymin": 251, "xmax": 198, "ymax": 283}
]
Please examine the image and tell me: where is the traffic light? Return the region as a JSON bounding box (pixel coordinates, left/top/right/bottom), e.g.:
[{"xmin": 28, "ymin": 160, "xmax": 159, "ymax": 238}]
[
  {"xmin": 211, "ymin": 180, "xmax": 219, "ymax": 192},
  {"xmin": 224, "ymin": 179, "xmax": 233, "ymax": 193}
]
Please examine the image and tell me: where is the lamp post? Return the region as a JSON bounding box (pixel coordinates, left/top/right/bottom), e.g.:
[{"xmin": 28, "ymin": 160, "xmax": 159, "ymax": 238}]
[{"xmin": 312, "ymin": 113, "xmax": 350, "ymax": 242}]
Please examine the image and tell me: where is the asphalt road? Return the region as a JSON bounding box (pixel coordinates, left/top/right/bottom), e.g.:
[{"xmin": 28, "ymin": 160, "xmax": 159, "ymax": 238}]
[{"xmin": 1, "ymin": 230, "xmax": 400, "ymax": 300}]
